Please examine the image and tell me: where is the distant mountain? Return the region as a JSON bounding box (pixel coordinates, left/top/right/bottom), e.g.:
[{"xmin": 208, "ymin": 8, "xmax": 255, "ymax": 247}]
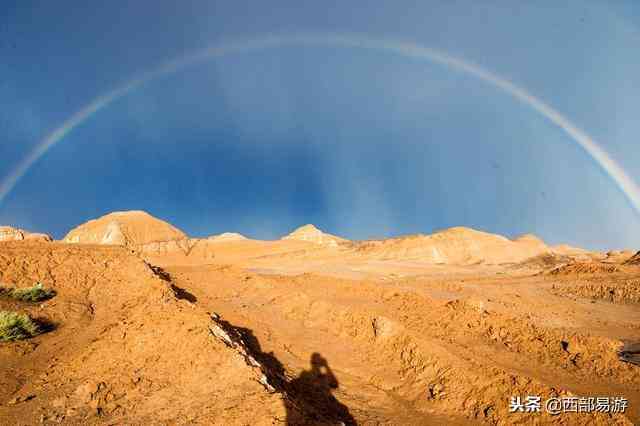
[
  {"xmin": 59, "ymin": 211, "xmax": 610, "ymax": 267},
  {"xmin": 282, "ymin": 224, "xmax": 348, "ymax": 247}
]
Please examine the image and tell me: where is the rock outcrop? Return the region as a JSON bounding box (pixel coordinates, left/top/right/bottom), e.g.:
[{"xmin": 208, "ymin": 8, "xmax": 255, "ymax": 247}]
[{"xmin": 0, "ymin": 226, "xmax": 52, "ymax": 242}]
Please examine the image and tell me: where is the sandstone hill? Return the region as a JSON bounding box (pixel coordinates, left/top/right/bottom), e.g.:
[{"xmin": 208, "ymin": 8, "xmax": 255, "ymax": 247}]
[
  {"xmin": 61, "ymin": 212, "xmax": 334, "ymax": 265},
  {"xmin": 349, "ymin": 227, "xmax": 552, "ymax": 265},
  {"xmin": 208, "ymin": 232, "xmax": 248, "ymax": 242},
  {"xmin": 57, "ymin": 212, "xmax": 609, "ymax": 268},
  {"xmin": 0, "ymin": 226, "xmax": 52, "ymax": 242},
  {"xmin": 282, "ymin": 224, "xmax": 348, "ymax": 247},
  {"xmin": 63, "ymin": 211, "xmax": 187, "ymax": 247},
  {"xmin": 551, "ymin": 243, "xmax": 605, "ymax": 262}
]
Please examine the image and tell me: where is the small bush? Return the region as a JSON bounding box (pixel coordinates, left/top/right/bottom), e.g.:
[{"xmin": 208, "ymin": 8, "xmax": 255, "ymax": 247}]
[
  {"xmin": 4, "ymin": 283, "xmax": 56, "ymax": 302},
  {"xmin": 0, "ymin": 311, "xmax": 41, "ymax": 341}
]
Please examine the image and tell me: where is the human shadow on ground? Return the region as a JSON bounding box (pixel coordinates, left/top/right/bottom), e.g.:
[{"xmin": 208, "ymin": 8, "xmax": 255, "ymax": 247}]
[
  {"xmin": 213, "ymin": 318, "xmax": 356, "ymax": 425},
  {"xmin": 284, "ymin": 352, "xmax": 356, "ymax": 425}
]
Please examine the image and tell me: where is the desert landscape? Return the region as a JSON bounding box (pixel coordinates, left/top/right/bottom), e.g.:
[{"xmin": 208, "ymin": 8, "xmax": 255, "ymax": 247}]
[
  {"xmin": 0, "ymin": 210, "xmax": 637, "ymax": 425},
  {"xmin": 3, "ymin": 0, "xmax": 640, "ymax": 424}
]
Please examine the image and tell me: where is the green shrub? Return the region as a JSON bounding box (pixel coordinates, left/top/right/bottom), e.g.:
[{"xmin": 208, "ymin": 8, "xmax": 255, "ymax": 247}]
[
  {"xmin": 4, "ymin": 283, "xmax": 56, "ymax": 302},
  {"xmin": 0, "ymin": 311, "xmax": 41, "ymax": 341}
]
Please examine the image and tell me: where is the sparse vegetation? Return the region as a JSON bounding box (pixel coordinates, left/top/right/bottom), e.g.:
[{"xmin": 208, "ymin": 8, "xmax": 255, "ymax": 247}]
[
  {"xmin": 0, "ymin": 282, "xmax": 56, "ymax": 302},
  {"xmin": 0, "ymin": 311, "xmax": 41, "ymax": 341}
]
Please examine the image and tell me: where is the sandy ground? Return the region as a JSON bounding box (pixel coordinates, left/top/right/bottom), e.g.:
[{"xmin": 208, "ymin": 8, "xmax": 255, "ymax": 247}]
[{"xmin": 1, "ymin": 240, "xmax": 639, "ymax": 425}]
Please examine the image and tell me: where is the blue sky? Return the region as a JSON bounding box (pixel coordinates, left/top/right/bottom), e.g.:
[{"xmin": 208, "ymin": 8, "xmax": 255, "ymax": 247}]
[{"xmin": 1, "ymin": 0, "xmax": 640, "ymax": 249}]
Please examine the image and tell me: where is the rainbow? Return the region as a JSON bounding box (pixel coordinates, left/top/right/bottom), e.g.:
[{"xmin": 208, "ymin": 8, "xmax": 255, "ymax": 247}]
[{"xmin": 2, "ymin": 33, "xmax": 639, "ymax": 215}]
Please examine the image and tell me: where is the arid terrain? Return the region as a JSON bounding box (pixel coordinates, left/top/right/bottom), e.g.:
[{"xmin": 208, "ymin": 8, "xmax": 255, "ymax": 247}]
[{"xmin": 1, "ymin": 210, "xmax": 639, "ymax": 425}]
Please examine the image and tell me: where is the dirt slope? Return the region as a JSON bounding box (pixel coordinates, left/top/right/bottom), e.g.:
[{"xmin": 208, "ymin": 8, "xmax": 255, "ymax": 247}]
[
  {"xmin": 0, "ymin": 242, "xmax": 283, "ymax": 425},
  {"xmin": 164, "ymin": 263, "xmax": 640, "ymax": 425}
]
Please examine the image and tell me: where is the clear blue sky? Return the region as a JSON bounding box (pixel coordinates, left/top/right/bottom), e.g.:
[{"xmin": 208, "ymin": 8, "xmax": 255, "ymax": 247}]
[{"xmin": 1, "ymin": 0, "xmax": 639, "ymax": 249}]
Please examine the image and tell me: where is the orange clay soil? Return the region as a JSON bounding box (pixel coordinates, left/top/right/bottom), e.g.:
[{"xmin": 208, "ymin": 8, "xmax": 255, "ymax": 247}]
[{"xmin": 1, "ymin": 228, "xmax": 640, "ymax": 424}]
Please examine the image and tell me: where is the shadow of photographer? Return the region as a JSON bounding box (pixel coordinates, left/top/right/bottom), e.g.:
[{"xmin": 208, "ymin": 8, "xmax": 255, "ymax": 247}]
[
  {"xmin": 285, "ymin": 352, "xmax": 355, "ymax": 425},
  {"xmin": 226, "ymin": 323, "xmax": 355, "ymax": 425}
]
